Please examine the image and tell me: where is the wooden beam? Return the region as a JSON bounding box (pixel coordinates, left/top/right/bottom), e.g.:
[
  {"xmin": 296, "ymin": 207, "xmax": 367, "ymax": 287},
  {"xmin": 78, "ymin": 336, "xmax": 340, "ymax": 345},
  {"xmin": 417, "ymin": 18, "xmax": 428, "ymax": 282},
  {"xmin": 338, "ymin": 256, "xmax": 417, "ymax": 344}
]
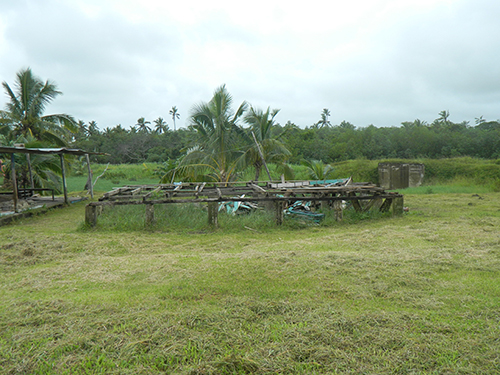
[
  {"xmin": 85, "ymin": 205, "xmax": 99, "ymax": 226},
  {"xmin": 207, "ymin": 202, "xmax": 218, "ymax": 227},
  {"xmin": 85, "ymin": 154, "xmax": 94, "ymax": 198},
  {"xmin": 145, "ymin": 204, "xmax": 155, "ymax": 226},
  {"xmin": 59, "ymin": 154, "xmax": 69, "ymax": 205},
  {"xmin": 334, "ymin": 200, "xmax": 343, "ymax": 222},
  {"xmin": 392, "ymin": 196, "xmax": 404, "ymax": 216},
  {"xmin": 27, "ymin": 153, "xmax": 34, "ymax": 189},
  {"xmin": 274, "ymin": 200, "xmax": 284, "ymax": 225},
  {"xmin": 11, "ymin": 153, "xmax": 18, "ymax": 213}
]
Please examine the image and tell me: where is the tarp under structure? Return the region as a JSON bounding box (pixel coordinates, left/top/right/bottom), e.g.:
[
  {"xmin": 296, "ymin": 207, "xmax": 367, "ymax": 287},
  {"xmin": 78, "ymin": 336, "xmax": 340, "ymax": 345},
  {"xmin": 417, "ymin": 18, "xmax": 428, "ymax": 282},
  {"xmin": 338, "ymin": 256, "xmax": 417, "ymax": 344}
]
[{"xmin": 0, "ymin": 146, "xmax": 107, "ymax": 212}]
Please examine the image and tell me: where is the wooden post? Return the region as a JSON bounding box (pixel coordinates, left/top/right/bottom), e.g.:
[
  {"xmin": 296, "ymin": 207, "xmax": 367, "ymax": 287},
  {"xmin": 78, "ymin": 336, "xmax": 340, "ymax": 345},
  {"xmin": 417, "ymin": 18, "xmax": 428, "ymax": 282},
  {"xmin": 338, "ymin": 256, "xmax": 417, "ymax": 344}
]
[
  {"xmin": 334, "ymin": 200, "xmax": 343, "ymax": 222},
  {"xmin": 207, "ymin": 202, "xmax": 218, "ymax": 227},
  {"xmin": 85, "ymin": 204, "xmax": 99, "ymax": 226},
  {"xmin": 85, "ymin": 154, "xmax": 94, "ymax": 199},
  {"xmin": 320, "ymin": 194, "xmax": 329, "ymax": 211},
  {"xmin": 27, "ymin": 153, "xmax": 34, "ymax": 189},
  {"xmin": 145, "ymin": 204, "xmax": 155, "ymax": 226},
  {"xmin": 274, "ymin": 200, "xmax": 284, "ymax": 225},
  {"xmin": 11, "ymin": 153, "xmax": 18, "ymax": 213},
  {"xmin": 59, "ymin": 154, "xmax": 69, "ymax": 205},
  {"xmin": 392, "ymin": 196, "xmax": 404, "ymax": 216}
]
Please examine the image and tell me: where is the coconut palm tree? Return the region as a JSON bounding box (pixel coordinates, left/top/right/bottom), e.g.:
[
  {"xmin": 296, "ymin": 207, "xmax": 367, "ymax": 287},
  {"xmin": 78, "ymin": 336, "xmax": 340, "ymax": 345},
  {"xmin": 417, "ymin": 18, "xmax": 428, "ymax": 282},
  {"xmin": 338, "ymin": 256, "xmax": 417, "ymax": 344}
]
[
  {"xmin": 87, "ymin": 120, "xmax": 99, "ymax": 136},
  {"xmin": 243, "ymin": 106, "xmax": 292, "ymax": 181},
  {"xmin": 301, "ymin": 159, "xmax": 335, "ymax": 181},
  {"xmin": 0, "ymin": 67, "xmax": 77, "ymax": 145},
  {"xmin": 182, "ymin": 85, "xmax": 247, "ymax": 183},
  {"xmin": 169, "ymin": 106, "xmax": 180, "ymax": 131},
  {"xmin": 153, "ymin": 117, "xmax": 169, "ymax": 134},
  {"xmin": 135, "ymin": 117, "xmax": 151, "ymax": 133},
  {"xmin": 315, "ymin": 108, "xmax": 331, "ymax": 129}
]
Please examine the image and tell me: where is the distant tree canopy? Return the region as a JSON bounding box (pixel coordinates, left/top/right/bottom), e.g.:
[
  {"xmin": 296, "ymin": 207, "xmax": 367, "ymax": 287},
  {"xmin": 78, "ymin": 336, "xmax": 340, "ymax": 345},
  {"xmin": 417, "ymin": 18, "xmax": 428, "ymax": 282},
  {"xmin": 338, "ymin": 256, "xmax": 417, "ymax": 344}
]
[{"xmin": 72, "ymin": 110, "xmax": 500, "ymax": 166}]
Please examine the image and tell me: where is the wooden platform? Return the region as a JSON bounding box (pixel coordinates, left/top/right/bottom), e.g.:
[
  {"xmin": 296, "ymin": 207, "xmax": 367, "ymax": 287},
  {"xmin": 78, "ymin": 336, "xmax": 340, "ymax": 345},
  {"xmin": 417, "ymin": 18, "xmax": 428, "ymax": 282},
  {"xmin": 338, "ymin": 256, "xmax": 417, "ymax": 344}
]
[
  {"xmin": 86, "ymin": 180, "xmax": 404, "ymax": 227},
  {"xmin": 0, "ymin": 196, "xmax": 87, "ymax": 226}
]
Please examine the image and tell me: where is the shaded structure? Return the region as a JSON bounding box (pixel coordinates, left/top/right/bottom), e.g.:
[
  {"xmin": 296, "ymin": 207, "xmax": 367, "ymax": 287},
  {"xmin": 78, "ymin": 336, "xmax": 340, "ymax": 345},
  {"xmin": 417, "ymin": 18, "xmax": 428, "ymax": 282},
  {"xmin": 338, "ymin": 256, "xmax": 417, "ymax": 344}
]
[
  {"xmin": 86, "ymin": 179, "xmax": 404, "ymax": 227},
  {"xmin": 0, "ymin": 146, "xmax": 105, "ymax": 213}
]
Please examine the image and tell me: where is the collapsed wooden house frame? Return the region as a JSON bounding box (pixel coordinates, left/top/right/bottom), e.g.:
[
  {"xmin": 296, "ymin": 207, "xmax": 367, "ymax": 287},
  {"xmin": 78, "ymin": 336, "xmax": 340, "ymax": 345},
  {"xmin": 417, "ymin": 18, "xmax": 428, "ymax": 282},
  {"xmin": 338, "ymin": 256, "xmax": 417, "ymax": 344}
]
[{"xmin": 85, "ymin": 179, "xmax": 404, "ymax": 227}]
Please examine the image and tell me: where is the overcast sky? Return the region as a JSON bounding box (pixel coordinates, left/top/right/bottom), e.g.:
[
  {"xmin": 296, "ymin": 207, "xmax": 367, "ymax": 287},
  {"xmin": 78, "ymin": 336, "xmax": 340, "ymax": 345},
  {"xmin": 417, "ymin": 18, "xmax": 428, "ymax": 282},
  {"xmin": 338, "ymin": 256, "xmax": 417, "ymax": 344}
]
[{"xmin": 1, "ymin": 0, "xmax": 499, "ymax": 130}]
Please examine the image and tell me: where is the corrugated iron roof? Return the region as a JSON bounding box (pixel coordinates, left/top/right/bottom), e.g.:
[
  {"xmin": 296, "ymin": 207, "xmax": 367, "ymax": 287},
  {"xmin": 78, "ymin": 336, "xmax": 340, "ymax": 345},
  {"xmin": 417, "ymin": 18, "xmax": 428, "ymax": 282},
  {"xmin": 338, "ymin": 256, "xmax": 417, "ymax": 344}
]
[{"xmin": 0, "ymin": 146, "xmax": 107, "ymax": 155}]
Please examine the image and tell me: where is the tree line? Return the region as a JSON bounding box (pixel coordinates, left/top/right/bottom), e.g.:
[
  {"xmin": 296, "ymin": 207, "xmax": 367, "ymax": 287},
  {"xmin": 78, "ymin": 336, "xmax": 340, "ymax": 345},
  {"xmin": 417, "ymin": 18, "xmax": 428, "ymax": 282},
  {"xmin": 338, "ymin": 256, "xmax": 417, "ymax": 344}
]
[
  {"xmin": 1, "ymin": 68, "xmax": 500, "ymax": 187},
  {"xmin": 73, "ymin": 109, "xmax": 500, "ymax": 165}
]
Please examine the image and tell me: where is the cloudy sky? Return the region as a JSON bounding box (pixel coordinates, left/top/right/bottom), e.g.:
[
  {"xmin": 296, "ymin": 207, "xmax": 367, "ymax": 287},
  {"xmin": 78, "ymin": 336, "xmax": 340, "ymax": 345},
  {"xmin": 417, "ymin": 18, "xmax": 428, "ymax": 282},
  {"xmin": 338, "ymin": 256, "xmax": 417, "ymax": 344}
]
[{"xmin": 1, "ymin": 0, "xmax": 499, "ymax": 130}]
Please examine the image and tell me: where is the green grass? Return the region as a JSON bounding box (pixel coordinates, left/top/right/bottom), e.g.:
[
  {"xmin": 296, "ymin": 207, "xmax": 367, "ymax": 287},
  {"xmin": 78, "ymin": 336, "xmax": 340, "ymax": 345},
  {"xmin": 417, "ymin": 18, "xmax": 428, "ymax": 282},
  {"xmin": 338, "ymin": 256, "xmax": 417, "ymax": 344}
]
[{"xmin": 1, "ymin": 191, "xmax": 500, "ymax": 373}]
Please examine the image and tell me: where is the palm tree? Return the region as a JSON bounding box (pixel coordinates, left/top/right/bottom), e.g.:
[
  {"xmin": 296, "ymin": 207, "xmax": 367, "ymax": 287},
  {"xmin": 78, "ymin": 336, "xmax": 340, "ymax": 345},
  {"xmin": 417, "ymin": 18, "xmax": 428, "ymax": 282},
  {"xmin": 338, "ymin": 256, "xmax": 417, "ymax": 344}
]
[
  {"xmin": 87, "ymin": 120, "xmax": 99, "ymax": 136},
  {"xmin": 182, "ymin": 85, "xmax": 247, "ymax": 183},
  {"xmin": 0, "ymin": 67, "xmax": 77, "ymax": 145},
  {"xmin": 169, "ymin": 106, "xmax": 180, "ymax": 131},
  {"xmin": 153, "ymin": 117, "xmax": 169, "ymax": 134},
  {"xmin": 301, "ymin": 159, "xmax": 335, "ymax": 181},
  {"xmin": 315, "ymin": 108, "xmax": 331, "ymax": 129},
  {"xmin": 135, "ymin": 117, "xmax": 151, "ymax": 133},
  {"xmin": 438, "ymin": 110, "xmax": 450, "ymax": 125},
  {"xmin": 243, "ymin": 106, "xmax": 292, "ymax": 181}
]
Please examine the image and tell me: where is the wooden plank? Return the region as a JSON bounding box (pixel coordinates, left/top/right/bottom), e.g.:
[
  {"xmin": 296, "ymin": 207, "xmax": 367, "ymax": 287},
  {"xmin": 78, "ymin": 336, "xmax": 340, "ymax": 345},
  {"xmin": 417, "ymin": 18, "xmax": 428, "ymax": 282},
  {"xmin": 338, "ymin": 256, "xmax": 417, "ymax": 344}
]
[
  {"xmin": 143, "ymin": 186, "xmax": 162, "ymax": 199},
  {"xmin": 249, "ymin": 183, "xmax": 267, "ymax": 193},
  {"xmin": 130, "ymin": 187, "xmax": 143, "ymax": 195}
]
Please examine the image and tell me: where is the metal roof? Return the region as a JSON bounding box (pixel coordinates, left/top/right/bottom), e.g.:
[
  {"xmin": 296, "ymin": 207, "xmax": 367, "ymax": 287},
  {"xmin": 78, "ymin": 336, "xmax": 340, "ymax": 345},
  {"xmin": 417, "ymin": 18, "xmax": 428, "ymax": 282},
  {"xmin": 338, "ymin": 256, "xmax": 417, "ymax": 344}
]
[{"xmin": 0, "ymin": 146, "xmax": 107, "ymax": 156}]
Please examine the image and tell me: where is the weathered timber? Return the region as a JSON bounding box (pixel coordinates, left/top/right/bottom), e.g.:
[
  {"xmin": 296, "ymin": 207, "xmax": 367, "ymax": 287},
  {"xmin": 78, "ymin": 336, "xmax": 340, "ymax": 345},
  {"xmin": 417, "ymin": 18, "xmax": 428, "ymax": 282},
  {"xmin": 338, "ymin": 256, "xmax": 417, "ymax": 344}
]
[
  {"xmin": 130, "ymin": 187, "xmax": 143, "ymax": 195},
  {"xmin": 145, "ymin": 204, "xmax": 155, "ymax": 226},
  {"xmin": 207, "ymin": 202, "xmax": 218, "ymax": 227},
  {"xmin": 392, "ymin": 196, "xmax": 404, "ymax": 216},
  {"xmin": 85, "ymin": 205, "xmax": 99, "ymax": 227},
  {"xmin": 143, "ymin": 186, "xmax": 162, "ymax": 200},
  {"xmin": 362, "ymin": 196, "xmax": 383, "ymax": 212},
  {"xmin": 274, "ymin": 200, "xmax": 285, "ymax": 225},
  {"xmin": 11, "ymin": 154, "xmax": 18, "ymax": 213},
  {"xmin": 334, "ymin": 200, "xmax": 343, "ymax": 222},
  {"xmin": 379, "ymin": 198, "xmax": 392, "ymax": 212},
  {"xmin": 89, "ymin": 193, "xmax": 402, "ymax": 207},
  {"xmin": 89, "ymin": 181, "xmax": 403, "ymax": 227}
]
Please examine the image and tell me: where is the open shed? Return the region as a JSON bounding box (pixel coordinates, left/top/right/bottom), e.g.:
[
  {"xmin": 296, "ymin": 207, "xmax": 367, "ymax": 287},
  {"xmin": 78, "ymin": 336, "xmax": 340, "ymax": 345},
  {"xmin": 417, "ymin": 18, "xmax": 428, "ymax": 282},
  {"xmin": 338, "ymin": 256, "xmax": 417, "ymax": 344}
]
[{"xmin": 0, "ymin": 146, "xmax": 104, "ymax": 213}]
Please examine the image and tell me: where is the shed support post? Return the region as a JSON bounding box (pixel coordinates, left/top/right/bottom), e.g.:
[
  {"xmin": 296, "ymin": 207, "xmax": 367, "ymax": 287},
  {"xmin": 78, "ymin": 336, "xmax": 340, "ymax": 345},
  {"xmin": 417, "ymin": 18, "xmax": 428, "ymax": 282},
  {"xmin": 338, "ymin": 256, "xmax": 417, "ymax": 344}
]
[
  {"xmin": 392, "ymin": 196, "xmax": 404, "ymax": 216},
  {"xmin": 59, "ymin": 154, "xmax": 69, "ymax": 205},
  {"xmin": 208, "ymin": 202, "xmax": 218, "ymax": 227},
  {"xmin": 145, "ymin": 204, "xmax": 155, "ymax": 226},
  {"xmin": 334, "ymin": 200, "xmax": 343, "ymax": 222},
  {"xmin": 85, "ymin": 205, "xmax": 99, "ymax": 227},
  {"xmin": 11, "ymin": 153, "xmax": 18, "ymax": 213},
  {"xmin": 275, "ymin": 200, "xmax": 284, "ymax": 225},
  {"xmin": 85, "ymin": 153, "xmax": 94, "ymax": 199},
  {"xmin": 27, "ymin": 153, "xmax": 34, "ymax": 189}
]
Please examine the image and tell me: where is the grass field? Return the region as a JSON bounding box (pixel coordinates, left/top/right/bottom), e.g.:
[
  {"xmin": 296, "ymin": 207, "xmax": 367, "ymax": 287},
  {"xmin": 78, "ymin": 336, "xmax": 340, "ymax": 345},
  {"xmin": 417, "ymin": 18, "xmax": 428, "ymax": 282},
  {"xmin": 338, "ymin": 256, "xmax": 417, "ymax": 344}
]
[{"xmin": 1, "ymin": 188, "xmax": 499, "ymax": 374}]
